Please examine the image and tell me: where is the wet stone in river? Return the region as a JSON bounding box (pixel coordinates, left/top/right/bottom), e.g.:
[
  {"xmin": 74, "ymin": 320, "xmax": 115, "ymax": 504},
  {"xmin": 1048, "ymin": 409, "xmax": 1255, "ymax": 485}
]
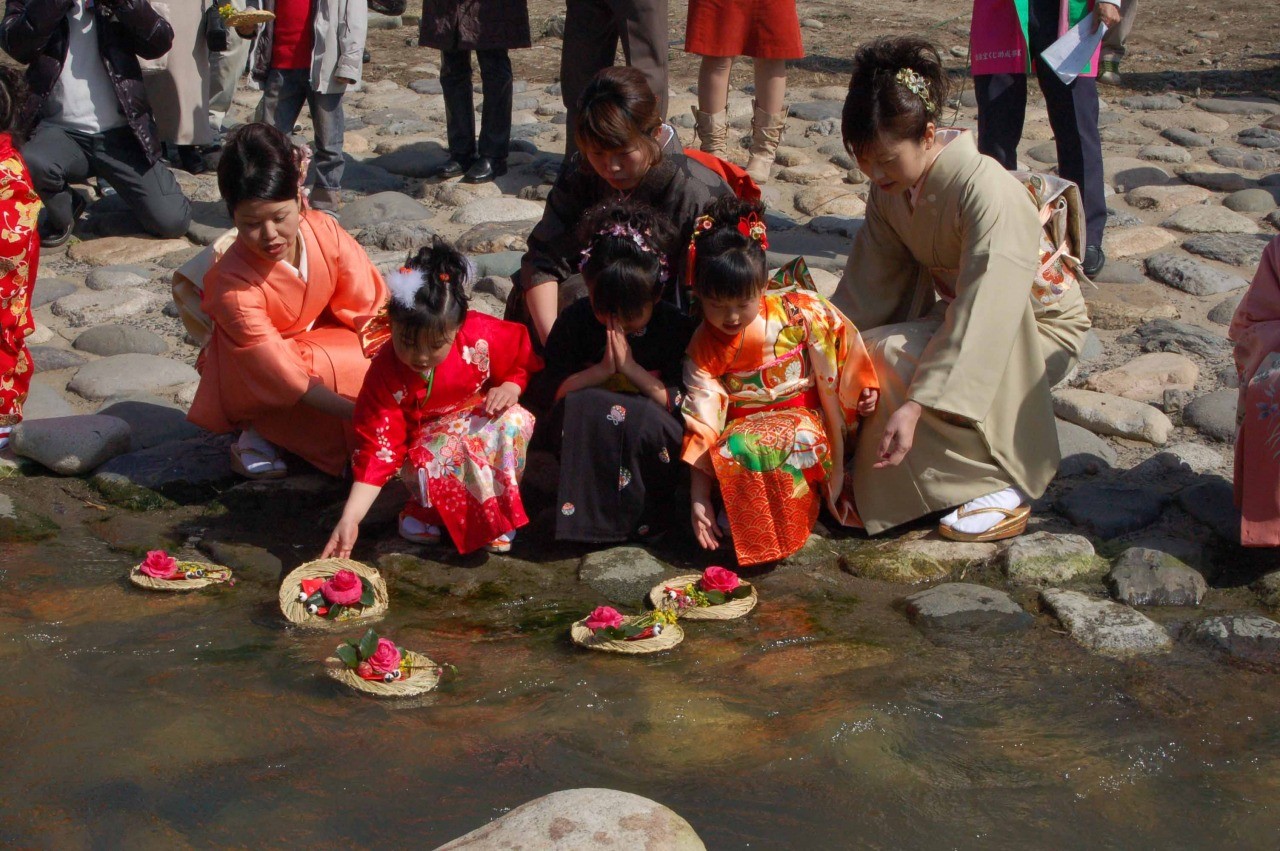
[
  {"xmin": 902, "ymin": 583, "xmax": 1032, "ymax": 636},
  {"xmin": 1040, "ymin": 589, "xmax": 1172, "ymax": 657},
  {"xmin": 1002, "ymin": 531, "xmax": 1104, "ymax": 585},
  {"xmin": 11, "ymin": 414, "xmax": 132, "ymax": 475},
  {"xmin": 1107, "ymin": 547, "xmax": 1208, "ymax": 607},
  {"xmin": 578, "ymin": 546, "xmax": 674, "ymax": 605},
  {"xmin": 1183, "ymin": 616, "xmax": 1280, "ymax": 670}
]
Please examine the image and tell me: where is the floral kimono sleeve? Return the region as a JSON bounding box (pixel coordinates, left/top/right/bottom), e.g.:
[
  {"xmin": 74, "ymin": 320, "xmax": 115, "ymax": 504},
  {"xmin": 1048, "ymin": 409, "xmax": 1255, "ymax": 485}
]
[
  {"xmin": 679, "ymin": 350, "xmax": 729, "ymax": 476},
  {"xmin": 350, "ymin": 348, "xmax": 410, "ymax": 487},
  {"xmin": 793, "ymin": 292, "xmax": 879, "ymax": 423},
  {"xmin": 484, "ymin": 316, "xmax": 542, "ymax": 392}
]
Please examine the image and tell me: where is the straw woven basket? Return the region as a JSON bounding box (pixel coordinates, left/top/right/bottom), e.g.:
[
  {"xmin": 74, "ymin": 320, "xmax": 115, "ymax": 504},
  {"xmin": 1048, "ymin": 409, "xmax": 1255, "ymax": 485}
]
[
  {"xmin": 278, "ymin": 559, "xmax": 389, "ymax": 629},
  {"xmin": 570, "ymin": 616, "xmax": 684, "ymax": 654},
  {"xmin": 129, "ymin": 561, "xmax": 233, "ymax": 591},
  {"xmin": 325, "ymin": 650, "xmax": 441, "ymax": 697},
  {"xmin": 223, "ymin": 8, "xmax": 275, "ymax": 27},
  {"xmin": 648, "ymin": 573, "xmax": 758, "ymax": 620}
]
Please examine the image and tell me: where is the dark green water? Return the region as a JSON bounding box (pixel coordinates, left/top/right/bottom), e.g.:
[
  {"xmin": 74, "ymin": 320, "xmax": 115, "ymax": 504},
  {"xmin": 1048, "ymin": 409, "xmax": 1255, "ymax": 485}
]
[{"xmin": 2, "ymin": 475, "xmax": 1278, "ymax": 849}]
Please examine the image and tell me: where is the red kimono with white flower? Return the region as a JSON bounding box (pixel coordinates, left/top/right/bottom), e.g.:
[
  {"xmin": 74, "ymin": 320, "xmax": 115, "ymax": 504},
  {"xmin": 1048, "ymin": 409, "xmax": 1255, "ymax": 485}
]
[
  {"xmin": 351, "ymin": 311, "xmax": 540, "ymax": 554},
  {"xmin": 0, "ymin": 134, "xmax": 41, "ymax": 429}
]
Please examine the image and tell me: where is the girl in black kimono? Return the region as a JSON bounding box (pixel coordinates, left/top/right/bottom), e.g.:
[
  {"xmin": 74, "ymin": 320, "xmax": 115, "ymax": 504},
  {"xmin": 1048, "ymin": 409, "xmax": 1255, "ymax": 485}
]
[{"xmin": 530, "ymin": 201, "xmax": 694, "ymax": 543}]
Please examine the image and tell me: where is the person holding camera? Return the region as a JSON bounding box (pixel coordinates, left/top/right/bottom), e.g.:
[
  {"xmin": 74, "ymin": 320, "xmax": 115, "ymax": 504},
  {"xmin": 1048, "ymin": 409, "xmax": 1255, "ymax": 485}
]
[{"xmin": 0, "ymin": 0, "xmax": 192, "ymax": 246}]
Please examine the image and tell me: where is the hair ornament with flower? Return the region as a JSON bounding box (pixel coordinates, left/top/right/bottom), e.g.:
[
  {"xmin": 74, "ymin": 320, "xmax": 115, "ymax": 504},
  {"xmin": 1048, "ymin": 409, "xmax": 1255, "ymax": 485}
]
[
  {"xmin": 386, "ymin": 265, "xmax": 423, "ymax": 310},
  {"xmin": 684, "ymin": 213, "xmax": 717, "ymax": 283},
  {"xmin": 736, "ymin": 212, "xmax": 769, "ymax": 250},
  {"xmin": 895, "ymin": 67, "xmax": 935, "ymax": 114},
  {"xmin": 578, "ymin": 221, "xmax": 671, "ymax": 283}
]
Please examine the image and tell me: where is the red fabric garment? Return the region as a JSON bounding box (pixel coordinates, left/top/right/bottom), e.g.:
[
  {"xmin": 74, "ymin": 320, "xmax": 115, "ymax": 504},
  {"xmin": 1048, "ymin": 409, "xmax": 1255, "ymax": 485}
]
[
  {"xmin": 0, "ymin": 134, "xmax": 41, "ymax": 427},
  {"xmin": 684, "ymin": 0, "xmax": 803, "ymax": 59},
  {"xmin": 272, "ymin": 0, "xmax": 316, "ymax": 70},
  {"xmin": 1229, "ymin": 236, "xmax": 1280, "ymax": 547},
  {"xmin": 682, "ymin": 149, "xmax": 761, "ymax": 203}
]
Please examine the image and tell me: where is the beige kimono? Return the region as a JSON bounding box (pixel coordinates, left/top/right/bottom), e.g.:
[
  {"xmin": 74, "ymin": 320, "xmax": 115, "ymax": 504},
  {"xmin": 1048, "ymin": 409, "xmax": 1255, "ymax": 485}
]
[
  {"xmin": 141, "ymin": 1, "xmax": 214, "ymax": 147},
  {"xmin": 832, "ymin": 131, "xmax": 1090, "ymax": 534}
]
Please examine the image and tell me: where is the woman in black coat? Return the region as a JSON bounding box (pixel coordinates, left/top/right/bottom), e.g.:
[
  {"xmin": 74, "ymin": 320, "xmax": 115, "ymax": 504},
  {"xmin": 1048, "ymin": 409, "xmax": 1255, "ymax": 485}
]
[{"xmin": 419, "ymin": 0, "xmax": 530, "ymax": 183}]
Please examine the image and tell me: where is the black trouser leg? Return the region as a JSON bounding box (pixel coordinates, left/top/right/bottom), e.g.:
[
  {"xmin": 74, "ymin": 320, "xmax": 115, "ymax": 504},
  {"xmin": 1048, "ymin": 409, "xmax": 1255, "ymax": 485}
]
[
  {"xmin": 561, "ymin": 0, "xmax": 620, "ymax": 160},
  {"xmin": 92, "ymin": 127, "xmax": 191, "ymax": 238},
  {"xmin": 439, "ymin": 48, "xmax": 477, "ymax": 164},
  {"xmin": 476, "ymin": 48, "xmax": 513, "ymax": 162},
  {"xmin": 22, "ymin": 123, "xmax": 91, "ymax": 235},
  {"xmin": 1036, "ymin": 66, "xmax": 1107, "ymax": 246},
  {"xmin": 973, "ymin": 73, "xmax": 1027, "ymax": 170}
]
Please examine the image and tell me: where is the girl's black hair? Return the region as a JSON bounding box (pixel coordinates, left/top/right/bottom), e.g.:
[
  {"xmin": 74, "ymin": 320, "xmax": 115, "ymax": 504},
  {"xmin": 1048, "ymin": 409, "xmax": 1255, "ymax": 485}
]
[
  {"xmin": 0, "ymin": 66, "xmax": 27, "ymax": 140},
  {"xmin": 218, "ymin": 122, "xmax": 301, "ymax": 216},
  {"xmin": 842, "ymin": 36, "xmax": 950, "ymax": 157},
  {"xmin": 577, "ymin": 200, "xmax": 675, "ymax": 321},
  {"xmin": 689, "ymin": 195, "xmax": 769, "ymax": 301},
  {"xmin": 388, "ymin": 237, "xmax": 471, "ymax": 349}
]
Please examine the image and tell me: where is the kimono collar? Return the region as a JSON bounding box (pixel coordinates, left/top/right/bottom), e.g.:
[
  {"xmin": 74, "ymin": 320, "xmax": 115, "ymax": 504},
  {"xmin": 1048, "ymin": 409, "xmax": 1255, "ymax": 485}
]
[{"xmin": 913, "ymin": 128, "xmax": 977, "ymax": 208}]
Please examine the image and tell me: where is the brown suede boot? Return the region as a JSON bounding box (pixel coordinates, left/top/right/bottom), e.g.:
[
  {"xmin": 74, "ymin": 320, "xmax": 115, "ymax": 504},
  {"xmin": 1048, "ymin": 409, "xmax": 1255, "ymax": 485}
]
[
  {"xmin": 745, "ymin": 101, "xmax": 787, "ymax": 184},
  {"xmin": 692, "ymin": 106, "xmax": 729, "ymax": 158}
]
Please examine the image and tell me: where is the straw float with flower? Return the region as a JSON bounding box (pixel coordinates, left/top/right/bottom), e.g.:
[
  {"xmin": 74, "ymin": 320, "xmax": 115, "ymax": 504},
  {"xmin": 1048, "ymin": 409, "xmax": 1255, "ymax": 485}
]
[
  {"xmin": 325, "ymin": 628, "xmax": 447, "ymax": 697},
  {"xmin": 570, "ymin": 605, "xmax": 684, "ymax": 653},
  {"xmin": 129, "ymin": 550, "xmax": 235, "ymax": 591},
  {"xmin": 648, "ymin": 566, "xmax": 758, "ymax": 620},
  {"xmin": 278, "ymin": 558, "xmax": 389, "ymax": 629}
]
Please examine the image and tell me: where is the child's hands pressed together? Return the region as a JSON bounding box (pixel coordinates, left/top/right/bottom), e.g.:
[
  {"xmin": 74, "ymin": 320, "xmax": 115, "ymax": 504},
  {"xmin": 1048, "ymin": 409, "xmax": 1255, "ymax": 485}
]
[
  {"xmin": 606, "ymin": 320, "xmax": 638, "ymax": 378},
  {"xmin": 483, "ymin": 381, "xmax": 522, "ymax": 415},
  {"xmin": 857, "ymin": 387, "xmax": 879, "ymax": 417}
]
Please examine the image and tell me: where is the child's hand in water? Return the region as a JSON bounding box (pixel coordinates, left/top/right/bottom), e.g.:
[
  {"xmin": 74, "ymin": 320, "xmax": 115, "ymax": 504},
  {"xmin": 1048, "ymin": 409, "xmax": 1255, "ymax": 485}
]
[
  {"xmin": 322, "ymin": 518, "xmax": 359, "ymax": 559},
  {"xmin": 857, "ymin": 387, "xmax": 879, "ymax": 417},
  {"xmin": 484, "ymin": 381, "xmax": 521, "ymax": 415},
  {"xmin": 690, "ymin": 494, "xmax": 723, "ymax": 551}
]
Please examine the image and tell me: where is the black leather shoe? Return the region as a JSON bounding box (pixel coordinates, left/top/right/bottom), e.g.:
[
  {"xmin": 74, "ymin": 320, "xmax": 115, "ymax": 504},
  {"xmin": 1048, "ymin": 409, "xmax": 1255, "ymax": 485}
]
[
  {"xmin": 1082, "ymin": 244, "xmax": 1105, "ymax": 278},
  {"xmin": 39, "ymin": 190, "xmax": 87, "ymax": 249},
  {"xmin": 431, "ymin": 159, "xmax": 468, "ymax": 179},
  {"xmin": 461, "ymin": 157, "xmax": 507, "ymax": 184}
]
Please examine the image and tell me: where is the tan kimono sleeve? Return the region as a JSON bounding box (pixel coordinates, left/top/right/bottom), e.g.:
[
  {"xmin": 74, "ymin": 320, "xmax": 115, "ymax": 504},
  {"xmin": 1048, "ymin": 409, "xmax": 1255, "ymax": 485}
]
[
  {"xmin": 906, "ymin": 181, "xmax": 1041, "ymax": 422},
  {"xmin": 832, "ymin": 189, "xmax": 930, "ymax": 327},
  {"xmin": 679, "ymin": 353, "xmax": 730, "ymax": 477}
]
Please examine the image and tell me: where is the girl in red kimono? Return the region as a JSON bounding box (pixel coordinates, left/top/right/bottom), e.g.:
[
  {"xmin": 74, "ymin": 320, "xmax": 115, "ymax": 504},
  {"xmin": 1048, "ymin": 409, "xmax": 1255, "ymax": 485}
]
[
  {"xmin": 322, "ymin": 239, "xmax": 540, "ymax": 557},
  {"xmin": 0, "ymin": 68, "xmax": 41, "ymax": 449}
]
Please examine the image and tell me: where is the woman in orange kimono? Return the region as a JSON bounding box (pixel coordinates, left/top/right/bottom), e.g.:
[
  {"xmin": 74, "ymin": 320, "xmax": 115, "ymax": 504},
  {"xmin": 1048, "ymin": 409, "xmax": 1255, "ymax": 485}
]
[
  {"xmin": 1229, "ymin": 235, "xmax": 1280, "ymax": 547},
  {"xmin": 187, "ymin": 124, "xmax": 387, "ymax": 477},
  {"xmin": 0, "ymin": 68, "xmax": 41, "ymax": 450}
]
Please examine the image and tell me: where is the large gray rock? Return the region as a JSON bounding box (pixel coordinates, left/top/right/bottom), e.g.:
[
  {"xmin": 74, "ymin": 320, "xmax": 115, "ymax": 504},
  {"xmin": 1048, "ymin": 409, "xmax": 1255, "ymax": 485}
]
[
  {"xmin": 83, "ymin": 264, "xmax": 152, "ymax": 292},
  {"xmin": 29, "ymin": 345, "xmax": 89, "ymax": 372},
  {"xmin": 1052, "ymin": 388, "xmax": 1173, "ymax": 444},
  {"xmin": 1252, "ymin": 571, "xmax": 1280, "ymax": 610},
  {"xmin": 579, "ymin": 547, "xmax": 674, "ymax": 604},
  {"xmin": 93, "ymin": 432, "xmax": 236, "ymax": 499},
  {"xmin": 1084, "ymin": 352, "xmax": 1198, "ymax": 402},
  {"xmin": 1057, "ymin": 483, "xmax": 1168, "ymax": 539},
  {"xmin": 1207, "ymin": 147, "xmax": 1278, "ymax": 171},
  {"xmin": 1139, "ymin": 145, "xmax": 1191, "ymax": 164},
  {"xmin": 1055, "ymin": 417, "xmax": 1117, "ymax": 477},
  {"xmin": 1208, "ymin": 293, "xmax": 1244, "ymax": 326},
  {"xmin": 1178, "ymin": 165, "xmax": 1254, "ymax": 192},
  {"xmin": 67, "ymin": 354, "xmax": 199, "ymax": 401},
  {"xmin": 1106, "ymin": 547, "xmax": 1207, "ymax": 606},
  {"xmin": 1183, "ymin": 615, "xmax": 1280, "ymax": 669},
  {"xmin": 789, "ymin": 101, "xmax": 842, "ymax": 121},
  {"xmin": 902, "ymin": 583, "xmax": 1032, "ymax": 635},
  {"xmin": 1162, "ymin": 205, "xmax": 1259, "ymax": 235},
  {"xmin": 472, "ymin": 251, "xmax": 524, "ymax": 279},
  {"xmin": 1196, "ymin": 97, "xmax": 1280, "ymax": 116},
  {"xmin": 11, "ymin": 414, "xmax": 132, "ymax": 475},
  {"xmin": 838, "ymin": 535, "xmax": 989, "ymax": 584},
  {"xmin": 31, "ymin": 276, "xmax": 78, "ymax": 308},
  {"xmin": 435, "ymin": 789, "xmax": 705, "ymax": 851},
  {"xmin": 1146, "ymin": 442, "xmax": 1223, "ymax": 474},
  {"xmin": 21, "ymin": 381, "xmax": 75, "ymax": 420},
  {"xmin": 1177, "ymin": 480, "xmax": 1240, "ymax": 542},
  {"xmin": 1239, "ymin": 127, "xmax": 1280, "ymax": 150},
  {"xmin": 339, "ymin": 192, "xmax": 433, "ymax": 229},
  {"xmin": 1122, "ymin": 94, "xmax": 1183, "ymax": 111},
  {"xmin": 50, "ymin": 287, "xmax": 162, "ymax": 327},
  {"xmin": 1224, "ymin": 188, "xmax": 1279, "ymax": 213},
  {"xmin": 1040, "ymin": 589, "xmax": 1172, "ymax": 657},
  {"xmin": 1182, "ymin": 233, "xmax": 1272, "ymax": 268},
  {"xmin": 1160, "ymin": 127, "xmax": 1213, "ymax": 148},
  {"xmin": 355, "ymin": 219, "xmax": 437, "ymax": 252},
  {"xmin": 73, "ymin": 324, "xmax": 168, "ymax": 356},
  {"xmin": 1125, "ymin": 184, "xmax": 1212, "ymax": 212},
  {"xmin": 1002, "ymin": 531, "xmax": 1104, "ymax": 585},
  {"xmin": 96, "ymin": 399, "xmax": 202, "ymax": 450},
  {"xmin": 451, "ymin": 197, "xmax": 545, "ymax": 226},
  {"xmin": 454, "ymin": 220, "xmax": 534, "ymax": 254},
  {"xmin": 1144, "ymin": 253, "xmax": 1249, "ymax": 296},
  {"xmin": 1129, "ymin": 319, "xmax": 1232, "ymax": 358},
  {"xmin": 1183, "ymin": 389, "xmax": 1238, "ymax": 441}
]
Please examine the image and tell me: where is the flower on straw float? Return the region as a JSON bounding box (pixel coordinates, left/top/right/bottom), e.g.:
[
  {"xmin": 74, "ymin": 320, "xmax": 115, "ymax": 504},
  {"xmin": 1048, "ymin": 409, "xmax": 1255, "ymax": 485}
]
[
  {"xmin": 585, "ymin": 606, "xmax": 624, "ymax": 632},
  {"xmin": 140, "ymin": 550, "xmax": 182, "ymax": 580},
  {"xmin": 367, "ymin": 638, "xmax": 402, "ymax": 675},
  {"xmin": 320, "ymin": 569, "xmax": 363, "ymax": 606},
  {"xmin": 700, "ymin": 566, "xmax": 740, "ymax": 594}
]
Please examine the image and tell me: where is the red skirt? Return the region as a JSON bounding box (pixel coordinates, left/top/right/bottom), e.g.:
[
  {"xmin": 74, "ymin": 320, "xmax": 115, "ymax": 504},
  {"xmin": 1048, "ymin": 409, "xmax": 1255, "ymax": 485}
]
[{"xmin": 684, "ymin": 0, "xmax": 804, "ymax": 60}]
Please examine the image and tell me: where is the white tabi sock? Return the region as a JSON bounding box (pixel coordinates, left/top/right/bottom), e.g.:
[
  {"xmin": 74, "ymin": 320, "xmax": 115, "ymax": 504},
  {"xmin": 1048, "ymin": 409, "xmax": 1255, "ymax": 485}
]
[{"xmin": 940, "ymin": 487, "xmax": 1028, "ymax": 535}]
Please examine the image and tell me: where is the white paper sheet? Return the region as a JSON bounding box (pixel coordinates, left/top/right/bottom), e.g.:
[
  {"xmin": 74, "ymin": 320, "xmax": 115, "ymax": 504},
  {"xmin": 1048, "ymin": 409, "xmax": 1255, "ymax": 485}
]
[{"xmin": 1041, "ymin": 18, "xmax": 1109, "ymax": 85}]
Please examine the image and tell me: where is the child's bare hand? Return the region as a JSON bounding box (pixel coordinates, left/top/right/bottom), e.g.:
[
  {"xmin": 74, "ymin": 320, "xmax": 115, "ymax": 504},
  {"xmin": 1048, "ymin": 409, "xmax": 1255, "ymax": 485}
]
[
  {"xmin": 483, "ymin": 381, "xmax": 521, "ymax": 415},
  {"xmin": 690, "ymin": 495, "xmax": 723, "ymax": 551},
  {"xmin": 857, "ymin": 387, "xmax": 879, "ymax": 417},
  {"xmin": 321, "ymin": 518, "xmax": 359, "ymax": 559}
]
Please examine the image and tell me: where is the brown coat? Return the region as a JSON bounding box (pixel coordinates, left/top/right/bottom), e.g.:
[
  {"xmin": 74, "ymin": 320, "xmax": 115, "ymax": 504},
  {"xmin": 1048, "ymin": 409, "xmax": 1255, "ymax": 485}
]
[{"xmin": 418, "ymin": 0, "xmax": 530, "ymax": 51}]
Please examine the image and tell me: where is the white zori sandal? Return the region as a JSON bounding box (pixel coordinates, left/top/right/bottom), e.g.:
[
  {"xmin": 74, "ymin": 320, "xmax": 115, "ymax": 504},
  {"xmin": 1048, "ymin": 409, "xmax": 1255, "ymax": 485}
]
[
  {"xmin": 938, "ymin": 487, "xmax": 1030, "ymax": 543},
  {"xmin": 230, "ymin": 429, "xmax": 287, "ymax": 480},
  {"xmin": 398, "ymin": 513, "xmax": 442, "ymax": 545}
]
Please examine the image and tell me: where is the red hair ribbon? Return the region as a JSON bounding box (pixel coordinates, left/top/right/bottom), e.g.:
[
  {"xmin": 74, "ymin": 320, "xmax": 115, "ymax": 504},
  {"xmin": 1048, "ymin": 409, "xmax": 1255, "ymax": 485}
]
[
  {"xmin": 737, "ymin": 213, "xmax": 768, "ymax": 250},
  {"xmin": 685, "ymin": 214, "xmax": 716, "ymax": 286}
]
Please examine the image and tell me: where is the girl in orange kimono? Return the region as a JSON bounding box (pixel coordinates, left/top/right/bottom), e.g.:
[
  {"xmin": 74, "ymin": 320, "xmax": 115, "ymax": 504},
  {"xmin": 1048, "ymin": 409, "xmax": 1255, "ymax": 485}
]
[
  {"xmin": 681, "ymin": 197, "xmax": 879, "ymax": 565},
  {"xmin": 322, "ymin": 239, "xmax": 539, "ymax": 557},
  {"xmin": 187, "ymin": 124, "xmax": 387, "ymax": 478},
  {"xmin": 0, "ymin": 68, "xmax": 41, "ymax": 450},
  {"xmin": 1229, "ymin": 235, "xmax": 1280, "ymax": 548}
]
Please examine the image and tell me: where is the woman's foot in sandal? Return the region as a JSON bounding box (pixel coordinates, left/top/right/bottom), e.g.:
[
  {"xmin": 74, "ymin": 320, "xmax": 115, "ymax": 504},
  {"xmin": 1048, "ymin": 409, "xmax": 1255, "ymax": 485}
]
[
  {"xmin": 938, "ymin": 487, "xmax": 1030, "ymax": 542},
  {"xmin": 485, "ymin": 530, "xmax": 516, "ymax": 554},
  {"xmin": 230, "ymin": 430, "xmax": 287, "ymax": 480},
  {"xmin": 398, "ymin": 513, "xmax": 442, "ymax": 545}
]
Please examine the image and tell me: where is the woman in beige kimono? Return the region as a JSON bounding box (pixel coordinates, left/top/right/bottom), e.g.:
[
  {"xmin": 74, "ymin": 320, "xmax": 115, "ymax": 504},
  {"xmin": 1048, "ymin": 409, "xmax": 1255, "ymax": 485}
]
[{"xmin": 831, "ymin": 37, "xmax": 1090, "ymax": 541}]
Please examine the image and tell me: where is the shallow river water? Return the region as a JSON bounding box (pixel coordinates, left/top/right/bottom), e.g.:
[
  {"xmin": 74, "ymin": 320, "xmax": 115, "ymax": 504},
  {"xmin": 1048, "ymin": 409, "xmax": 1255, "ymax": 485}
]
[{"xmin": 2, "ymin": 476, "xmax": 1279, "ymax": 849}]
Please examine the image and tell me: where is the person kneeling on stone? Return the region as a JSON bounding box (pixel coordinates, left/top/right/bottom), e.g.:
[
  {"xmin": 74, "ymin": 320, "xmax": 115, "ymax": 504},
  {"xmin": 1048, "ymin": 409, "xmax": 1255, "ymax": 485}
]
[
  {"xmin": 0, "ymin": 0, "xmax": 193, "ymax": 247},
  {"xmin": 187, "ymin": 123, "xmax": 388, "ymax": 480},
  {"xmin": 832, "ymin": 37, "xmax": 1090, "ymax": 542}
]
